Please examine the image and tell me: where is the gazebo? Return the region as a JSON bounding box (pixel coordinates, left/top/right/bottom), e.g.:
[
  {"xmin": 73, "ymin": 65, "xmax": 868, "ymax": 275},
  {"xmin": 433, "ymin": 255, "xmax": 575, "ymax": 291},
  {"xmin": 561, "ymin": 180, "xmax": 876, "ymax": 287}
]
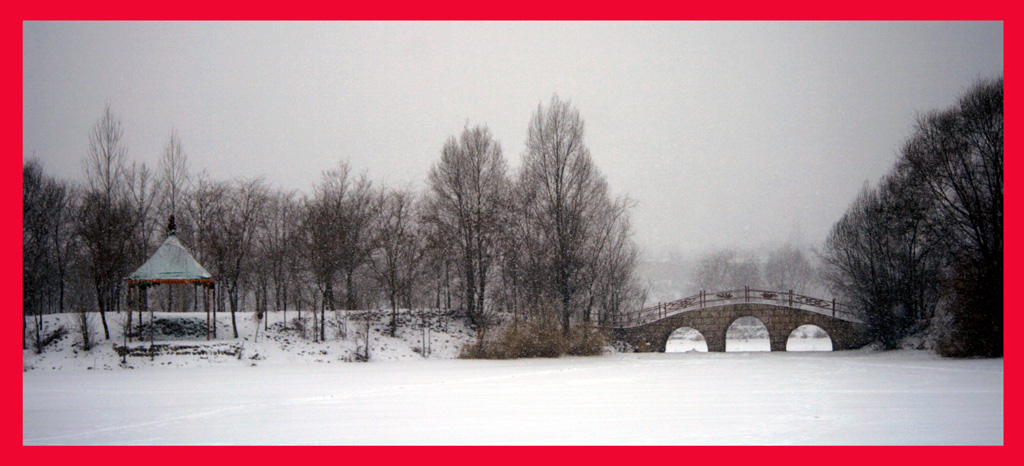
[{"xmin": 125, "ymin": 216, "xmax": 216, "ymax": 345}]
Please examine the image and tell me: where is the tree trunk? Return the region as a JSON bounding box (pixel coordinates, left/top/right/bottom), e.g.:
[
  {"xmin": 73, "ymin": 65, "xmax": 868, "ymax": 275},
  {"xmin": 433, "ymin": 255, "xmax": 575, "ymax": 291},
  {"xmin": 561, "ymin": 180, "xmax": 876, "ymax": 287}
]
[
  {"xmin": 463, "ymin": 254, "xmax": 476, "ymax": 326},
  {"xmin": 96, "ymin": 283, "xmax": 111, "ymax": 340},
  {"xmin": 320, "ymin": 296, "xmax": 326, "ymax": 342},
  {"xmin": 229, "ymin": 284, "xmax": 239, "ymax": 339},
  {"xmin": 346, "ymin": 271, "xmax": 356, "ymax": 310}
]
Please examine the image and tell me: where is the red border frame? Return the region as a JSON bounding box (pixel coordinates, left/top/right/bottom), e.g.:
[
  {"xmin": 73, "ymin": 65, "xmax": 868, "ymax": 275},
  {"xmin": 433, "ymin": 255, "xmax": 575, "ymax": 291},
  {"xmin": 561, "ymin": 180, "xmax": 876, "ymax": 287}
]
[{"xmin": 7, "ymin": 1, "xmax": 1015, "ymax": 461}]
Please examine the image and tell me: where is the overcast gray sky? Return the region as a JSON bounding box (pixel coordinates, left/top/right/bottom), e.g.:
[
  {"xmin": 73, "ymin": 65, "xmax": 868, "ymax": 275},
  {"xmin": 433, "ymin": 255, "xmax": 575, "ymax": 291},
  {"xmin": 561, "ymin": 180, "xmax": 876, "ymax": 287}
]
[{"xmin": 22, "ymin": 21, "xmax": 1003, "ymax": 258}]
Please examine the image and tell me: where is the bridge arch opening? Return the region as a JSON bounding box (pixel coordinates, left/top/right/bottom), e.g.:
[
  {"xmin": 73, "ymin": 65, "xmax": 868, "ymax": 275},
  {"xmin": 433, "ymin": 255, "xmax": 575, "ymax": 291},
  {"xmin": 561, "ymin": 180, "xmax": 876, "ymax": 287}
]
[
  {"xmin": 665, "ymin": 327, "xmax": 708, "ymax": 352},
  {"xmin": 725, "ymin": 316, "xmax": 770, "ymax": 352},
  {"xmin": 785, "ymin": 324, "xmax": 833, "ymax": 351}
]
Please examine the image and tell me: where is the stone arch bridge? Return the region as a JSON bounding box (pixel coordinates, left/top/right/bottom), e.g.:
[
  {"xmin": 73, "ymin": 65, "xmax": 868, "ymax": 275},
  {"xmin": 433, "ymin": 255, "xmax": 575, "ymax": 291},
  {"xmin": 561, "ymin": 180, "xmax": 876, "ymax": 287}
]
[{"xmin": 606, "ymin": 288, "xmax": 872, "ymax": 352}]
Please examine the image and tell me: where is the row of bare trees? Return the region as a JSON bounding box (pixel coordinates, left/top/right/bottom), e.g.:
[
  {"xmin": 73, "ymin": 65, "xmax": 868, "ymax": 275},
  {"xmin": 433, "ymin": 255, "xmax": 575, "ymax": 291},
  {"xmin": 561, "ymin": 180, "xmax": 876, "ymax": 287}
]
[
  {"xmin": 690, "ymin": 243, "xmax": 818, "ymax": 295},
  {"xmin": 24, "ymin": 96, "xmax": 644, "ymax": 348},
  {"xmin": 820, "ymin": 77, "xmax": 1002, "ymax": 356}
]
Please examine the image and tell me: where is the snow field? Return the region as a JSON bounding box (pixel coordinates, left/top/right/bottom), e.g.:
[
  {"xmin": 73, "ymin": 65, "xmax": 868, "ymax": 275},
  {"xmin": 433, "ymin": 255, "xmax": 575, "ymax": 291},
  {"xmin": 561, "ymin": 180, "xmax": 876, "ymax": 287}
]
[
  {"xmin": 24, "ymin": 350, "xmax": 1002, "ymax": 445},
  {"xmin": 22, "ymin": 310, "xmax": 1002, "ymax": 445}
]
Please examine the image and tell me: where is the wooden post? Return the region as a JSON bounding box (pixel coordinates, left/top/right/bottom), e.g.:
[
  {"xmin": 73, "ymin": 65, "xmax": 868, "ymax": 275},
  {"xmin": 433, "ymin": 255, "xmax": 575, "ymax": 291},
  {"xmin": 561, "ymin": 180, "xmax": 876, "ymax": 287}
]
[
  {"xmin": 745, "ymin": 286, "xmax": 749, "ymax": 302},
  {"xmin": 789, "ymin": 290, "xmax": 793, "ymax": 307},
  {"xmin": 138, "ymin": 286, "xmax": 144, "ymax": 337},
  {"xmin": 126, "ymin": 286, "xmax": 133, "ymax": 343},
  {"xmin": 832, "ymin": 298, "xmax": 836, "ymax": 317},
  {"xmin": 144, "ymin": 285, "xmax": 154, "ymax": 361},
  {"xmin": 125, "ymin": 285, "xmax": 132, "ymax": 345}
]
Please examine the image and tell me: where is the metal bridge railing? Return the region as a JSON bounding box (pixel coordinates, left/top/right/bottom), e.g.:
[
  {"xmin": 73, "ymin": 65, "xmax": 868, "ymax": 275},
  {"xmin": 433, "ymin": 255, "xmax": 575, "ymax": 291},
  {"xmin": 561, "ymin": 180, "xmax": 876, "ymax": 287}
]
[{"xmin": 603, "ymin": 287, "xmax": 863, "ymax": 329}]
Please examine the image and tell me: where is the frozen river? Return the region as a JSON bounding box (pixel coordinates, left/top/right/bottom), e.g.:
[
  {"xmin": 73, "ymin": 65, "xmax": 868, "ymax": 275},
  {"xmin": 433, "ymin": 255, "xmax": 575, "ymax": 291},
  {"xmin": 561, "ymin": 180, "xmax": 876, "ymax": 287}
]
[{"xmin": 23, "ymin": 350, "xmax": 1002, "ymax": 445}]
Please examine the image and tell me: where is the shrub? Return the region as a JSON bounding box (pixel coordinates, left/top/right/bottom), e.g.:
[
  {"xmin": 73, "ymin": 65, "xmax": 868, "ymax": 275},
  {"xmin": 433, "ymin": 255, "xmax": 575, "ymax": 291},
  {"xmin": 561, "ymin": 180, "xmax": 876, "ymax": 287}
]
[
  {"xmin": 138, "ymin": 317, "xmax": 209, "ymax": 340},
  {"xmin": 460, "ymin": 318, "xmax": 608, "ymax": 359}
]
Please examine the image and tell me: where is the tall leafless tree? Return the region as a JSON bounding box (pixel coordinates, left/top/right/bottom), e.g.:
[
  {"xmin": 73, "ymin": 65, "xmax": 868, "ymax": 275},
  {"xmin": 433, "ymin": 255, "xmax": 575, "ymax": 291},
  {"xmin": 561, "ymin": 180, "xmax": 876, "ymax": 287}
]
[
  {"xmin": 371, "ymin": 187, "xmax": 424, "ymax": 335},
  {"xmin": 160, "ymin": 129, "xmax": 190, "ymax": 217},
  {"xmin": 157, "ymin": 130, "xmax": 191, "ymax": 313},
  {"xmin": 257, "ymin": 189, "xmax": 299, "ymax": 329},
  {"xmin": 78, "ymin": 103, "xmax": 135, "ymax": 340},
  {"xmin": 519, "ymin": 96, "xmax": 624, "ymax": 334},
  {"xmin": 23, "ymin": 159, "xmax": 74, "ymax": 350},
  {"xmin": 302, "ymin": 162, "xmax": 379, "ymax": 340},
  {"xmin": 901, "ymin": 77, "xmax": 1003, "ymax": 356},
  {"xmin": 218, "ymin": 178, "xmax": 270, "ymax": 338},
  {"xmin": 425, "ymin": 124, "xmax": 509, "ymax": 328}
]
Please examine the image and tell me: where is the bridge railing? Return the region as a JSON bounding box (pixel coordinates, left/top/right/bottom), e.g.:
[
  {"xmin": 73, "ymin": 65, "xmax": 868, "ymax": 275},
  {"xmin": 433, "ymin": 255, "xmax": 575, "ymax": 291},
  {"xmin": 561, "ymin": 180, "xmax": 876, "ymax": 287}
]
[{"xmin": 602, "ymin": 287, "xmax": 863, "ymax": 328}]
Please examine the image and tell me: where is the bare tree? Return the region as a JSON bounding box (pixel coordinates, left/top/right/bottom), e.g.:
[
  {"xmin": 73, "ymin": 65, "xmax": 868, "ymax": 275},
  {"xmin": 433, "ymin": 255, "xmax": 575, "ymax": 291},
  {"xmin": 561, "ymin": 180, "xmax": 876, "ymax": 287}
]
[
  {"xmin": 157, "ymin": 130, "xmax": 191, "ymax": 314},
  {"xmin": 335, "ymin": 168, "xmax": 378, "ymax": 313},
  {"xmin": 519, "ymin": 95, "xmax": 622, "ymax": 334},
  {"xmin": 764, "ymin": 243, "xmax": 814, "ymax": 294},
  {"xmin": 900, "ymin": 77, "xmax": 1002, "ymax": 356},
  {"xmin": 420, "ymin": 215, "xmax": 456, "ymax": 314},
  {"xmin": 301, "ymin": 162, "xmax": 379, "ymax": 340},
  {"xmin": 691, "ymin": 249, "xmax": 760, "ymax": 291},
  {"xmin": 183, "ymin": 174, "xmax": 229, "ymax": 338},
  {"xmin": 125, "ymin": 161, "xmax": 163, "ymax": 294},
  {"xmin": 77, "ymin": 191, "xmax": 134, "ymax": 340},
  {"xmin": 159, "ymin": 129, "xmax": 190, "ymax": 218},
  {"xmin": 582, "ymin": 202, "xmax": 645, "ymax": 326},
  {"xmin": 821, "ymin": 78, "xmax": 1001, "ymax": 354},
  {"xmin": 301, "ymin": 170, "xmax": 342, "ymax": 338},
  {"xmin": 370, "ymin": 187, "xmax": 424, "ymax": 335},
  {"xmin": 217, "ymin": 178, "xmax": 270, "ymax": 338},
  {"xmin": 78, "ymin": 103, "xmax": 135, "ymax": 339},
  {"xmin": 494, "ymin": 182, "xmax": 530, "ymax": 325},
  {"xmin": 424, "ymin": 124, "xmax": 509, "ymax": 328},
  {"xmin": 82, "ymin": 102, "xmax": 128, "ymax": 202},
  {"xmin": 23, "ymin": 159, "xmax": 74, "ymax": 349},
  {"xmin": 256, "ymin": 189, "xmax": 299, "ymax": 330},
  {"xmin": 820, "ymin": 172, "xmax": 940, "ymax": 348}
]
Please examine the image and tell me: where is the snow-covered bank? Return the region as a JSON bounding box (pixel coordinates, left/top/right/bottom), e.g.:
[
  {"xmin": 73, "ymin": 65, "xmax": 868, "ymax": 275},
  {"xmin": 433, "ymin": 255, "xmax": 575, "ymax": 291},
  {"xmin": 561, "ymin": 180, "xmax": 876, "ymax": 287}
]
[
  {"xmin": 23, "ymin": 350, "xmax": 1001, "ymax": 445},
  {"xmin": 23, "ymin": 309, "xmax": 476, "ymax": 371}
]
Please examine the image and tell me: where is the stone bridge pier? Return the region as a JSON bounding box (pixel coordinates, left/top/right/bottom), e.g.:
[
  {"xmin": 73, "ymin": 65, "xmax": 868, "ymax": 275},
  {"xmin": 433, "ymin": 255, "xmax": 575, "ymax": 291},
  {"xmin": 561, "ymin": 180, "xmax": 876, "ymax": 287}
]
[{"xmin": 611, "ymin": 303, "xmax": 871, "ymax": 353}]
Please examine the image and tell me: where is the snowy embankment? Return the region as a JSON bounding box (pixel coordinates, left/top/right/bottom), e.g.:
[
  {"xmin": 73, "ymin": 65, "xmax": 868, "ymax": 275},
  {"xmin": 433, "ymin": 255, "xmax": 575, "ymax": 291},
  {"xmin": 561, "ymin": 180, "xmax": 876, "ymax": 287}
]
[{"xmin": 23, "ymin": 309, "xmax": 476, "ymax": 371}]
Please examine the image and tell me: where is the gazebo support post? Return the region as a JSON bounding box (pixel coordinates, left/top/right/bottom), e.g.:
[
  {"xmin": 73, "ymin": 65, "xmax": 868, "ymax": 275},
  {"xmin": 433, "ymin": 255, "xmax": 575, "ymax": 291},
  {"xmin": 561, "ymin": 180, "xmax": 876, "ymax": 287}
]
[
  {"xmin": 122, "ymin": 283, "xmax": 129, "ymax": 362},
  {"xmin": 137, "ymin": 287, "xmax": 144, "ymax": 339},
  {"xmin": 206, "ymin": 284, "xmax": 211, "ymax": 341},
  {"xmin": 213, "ymin": 283, "xmax": 218, "ymax": 339},
  {"xmin": 149, "ymin": 289, "xmax": 155, "ymax": 361},
  {"xmin": 125, "ymin": 285, "xmax": 133, "ymax": 344}
]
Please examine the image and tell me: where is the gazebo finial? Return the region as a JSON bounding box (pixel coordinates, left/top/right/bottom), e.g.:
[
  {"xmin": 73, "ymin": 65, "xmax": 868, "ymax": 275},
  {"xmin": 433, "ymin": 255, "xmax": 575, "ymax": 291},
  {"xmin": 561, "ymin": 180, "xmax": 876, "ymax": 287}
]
[{"xmin": 167, "ymin": 215, "xmax": 177, "ymax": 236}]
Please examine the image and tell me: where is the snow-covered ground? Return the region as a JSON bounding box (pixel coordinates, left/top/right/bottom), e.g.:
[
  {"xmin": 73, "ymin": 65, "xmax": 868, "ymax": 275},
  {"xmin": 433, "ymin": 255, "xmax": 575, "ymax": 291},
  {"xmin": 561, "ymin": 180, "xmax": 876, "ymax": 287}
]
[{"xmin": 22, "ymin": 311, "xmax": 1002, "ymax": 445}]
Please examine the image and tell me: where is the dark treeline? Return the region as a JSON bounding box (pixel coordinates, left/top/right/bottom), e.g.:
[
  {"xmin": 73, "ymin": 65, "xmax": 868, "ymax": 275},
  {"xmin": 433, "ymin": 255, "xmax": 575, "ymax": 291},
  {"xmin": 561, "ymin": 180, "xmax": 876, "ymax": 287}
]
[
  {"xmin": 23, "ymin": 96, "xmax": 645, "ymax": 351},
  {"xmin": 820, "ymin": 77, "xmax": 1003, "ymax": 357}
]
